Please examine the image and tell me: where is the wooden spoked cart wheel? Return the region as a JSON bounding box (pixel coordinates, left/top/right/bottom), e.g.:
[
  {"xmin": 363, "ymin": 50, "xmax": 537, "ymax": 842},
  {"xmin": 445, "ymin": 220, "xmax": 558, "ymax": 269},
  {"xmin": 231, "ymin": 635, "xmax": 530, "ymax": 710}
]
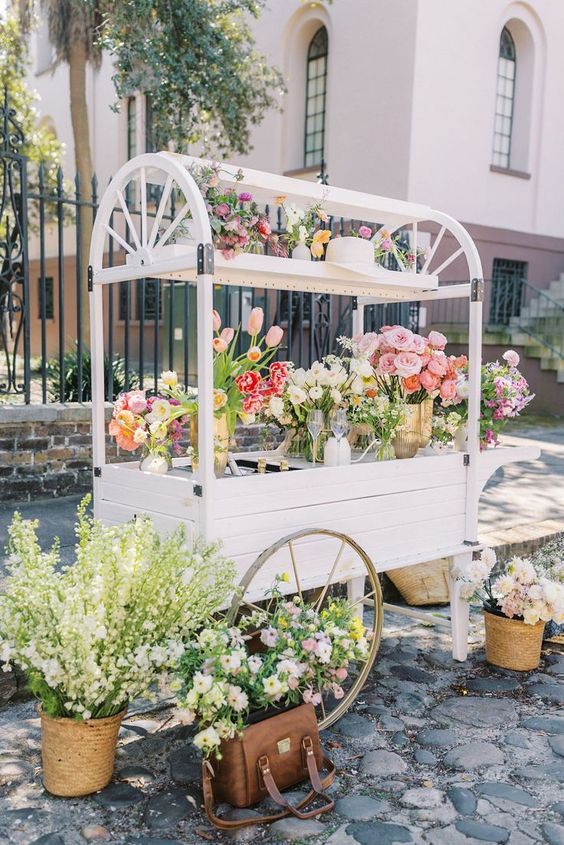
[{"xmin": 226, "ymin": 528, "xmax": 382, "ymax": 729}]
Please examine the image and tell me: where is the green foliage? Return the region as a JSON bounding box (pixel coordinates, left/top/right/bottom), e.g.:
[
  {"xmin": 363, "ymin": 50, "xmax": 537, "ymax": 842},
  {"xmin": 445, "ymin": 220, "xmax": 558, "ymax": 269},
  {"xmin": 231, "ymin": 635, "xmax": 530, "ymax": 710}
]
[
  {"xmin": 98, "ymin": 0, "xmax": 284, "ymax": 155},
  {"xmin": 0, "ymin": 14, "xmax": 64, "ymax": 189},
  {"xmin": 46, "ymin": 346, "xmax": 138, "ymax": 402}
]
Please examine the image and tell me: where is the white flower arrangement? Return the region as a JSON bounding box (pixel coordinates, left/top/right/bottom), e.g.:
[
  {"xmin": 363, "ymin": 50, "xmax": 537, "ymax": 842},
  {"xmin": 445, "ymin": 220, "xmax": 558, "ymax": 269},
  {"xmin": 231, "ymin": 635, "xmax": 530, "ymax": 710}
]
[
  {"xmin": 262, "ymin": 358, "xmax": 351, "ymax": 431},
  {"xmin": 430, "ymin": 411, "xmax": 464, "ymax": 446},
  {"xmin": 454, "ymin": 548, "xmax": 564, "ymax": 625},
  {"xmin": 0, "ymin": 498, "xmax": 235, "ymax": 720}
]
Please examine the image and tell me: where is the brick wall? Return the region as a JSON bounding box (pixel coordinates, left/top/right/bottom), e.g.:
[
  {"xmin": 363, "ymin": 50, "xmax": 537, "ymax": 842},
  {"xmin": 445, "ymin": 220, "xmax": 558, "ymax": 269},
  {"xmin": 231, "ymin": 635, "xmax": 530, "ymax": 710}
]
[{"xmin": 0, "ymin": 404, "xmax": 281, "ymax": 503}]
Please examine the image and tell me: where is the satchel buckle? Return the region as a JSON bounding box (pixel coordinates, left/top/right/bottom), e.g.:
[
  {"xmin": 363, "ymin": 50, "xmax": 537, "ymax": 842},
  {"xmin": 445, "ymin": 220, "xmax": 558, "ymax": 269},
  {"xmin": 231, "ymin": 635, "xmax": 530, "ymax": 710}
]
[
  {"xmin": 302, "ymin": 736, "xmax": 314, "ymax": 757},
  {"xmin": 257, "ymin": 754, "xmax": 270, "ymax": 790}
]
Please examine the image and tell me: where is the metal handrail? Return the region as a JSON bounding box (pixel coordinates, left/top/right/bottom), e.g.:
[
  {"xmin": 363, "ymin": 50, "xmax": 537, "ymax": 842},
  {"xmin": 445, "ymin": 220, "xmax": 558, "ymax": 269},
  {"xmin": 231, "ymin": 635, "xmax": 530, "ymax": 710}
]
[{"xmin": 516, "ymin": 278, "xmax": 564, "ymax": 360}]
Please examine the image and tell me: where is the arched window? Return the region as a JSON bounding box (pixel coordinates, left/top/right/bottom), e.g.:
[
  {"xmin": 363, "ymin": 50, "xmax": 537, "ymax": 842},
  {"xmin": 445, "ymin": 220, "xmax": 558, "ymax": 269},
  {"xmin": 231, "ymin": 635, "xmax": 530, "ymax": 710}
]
[
  {"xmin": 304, "ymin": 26, "xmax": 328, "ymax": 168},
  {"xmin": 492, "ymin": 27, "xmax": 516, "ymax": 169}
]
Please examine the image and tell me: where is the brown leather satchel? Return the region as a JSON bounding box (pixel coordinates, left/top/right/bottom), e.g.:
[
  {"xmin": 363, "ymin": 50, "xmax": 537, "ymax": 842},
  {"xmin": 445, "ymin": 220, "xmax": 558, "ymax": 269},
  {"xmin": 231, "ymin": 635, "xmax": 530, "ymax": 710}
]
[{"xmin": 202, "ymin": 703, "xmax": 336, "ymax": 829}]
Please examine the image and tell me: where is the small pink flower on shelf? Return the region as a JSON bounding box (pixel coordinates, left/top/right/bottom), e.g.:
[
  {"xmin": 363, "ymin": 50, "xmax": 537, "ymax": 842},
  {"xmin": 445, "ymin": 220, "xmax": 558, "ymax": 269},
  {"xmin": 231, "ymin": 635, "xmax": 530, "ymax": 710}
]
[
  {"xmin": 247, "ymin": 346, "xmax": 261, "ymax": 363},
  {"xmin": 220, "ymin": 327, "xmax": 235, "ymax": 343},
  {"xmin": 212, "ymin": 337, "xmax": 228, "ymax": 353},
  {"xmin": 502, "ymin": 349, "xmax": 520, "ymax": 368},
  {"xmin": 358, "ymin": 225, "xmax": 372, "ymax": 239},
  {"xmin": 265, "ymin": 325, "xmax": 284, "ymax": 347},
  {"xmin": 247, "ymin": 307, "xmax": 264, "ymax": 335},
  {"xmin": 212, "ymin": 309, "xmax": 221, "ymax": 332}
]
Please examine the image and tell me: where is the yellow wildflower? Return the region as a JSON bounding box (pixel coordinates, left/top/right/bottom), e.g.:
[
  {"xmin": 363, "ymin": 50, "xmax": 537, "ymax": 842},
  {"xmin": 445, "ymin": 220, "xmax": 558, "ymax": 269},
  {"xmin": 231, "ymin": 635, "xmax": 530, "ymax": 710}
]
[{"xmin": 310, "ymin": 228, "xmax": 332, "ymax": 258}]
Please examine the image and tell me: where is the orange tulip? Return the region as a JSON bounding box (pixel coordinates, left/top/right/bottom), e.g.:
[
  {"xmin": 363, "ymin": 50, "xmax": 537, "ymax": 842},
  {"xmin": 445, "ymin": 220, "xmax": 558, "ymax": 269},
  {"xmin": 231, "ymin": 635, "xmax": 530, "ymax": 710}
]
[{"xmin": 247, "ymin": 346, "xmax": 261, "ymax": 363}]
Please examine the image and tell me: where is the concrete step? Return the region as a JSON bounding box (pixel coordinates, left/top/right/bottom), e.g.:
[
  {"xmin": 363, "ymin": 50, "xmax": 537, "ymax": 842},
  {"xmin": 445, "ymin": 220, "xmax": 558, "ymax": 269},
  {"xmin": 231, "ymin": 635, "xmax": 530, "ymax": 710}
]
[
  {"xmin": 519, "ymin": 303, "xmax": 564, "ymax": 318},
  {"xmin": 539, "ymin": 356, "xmax": 564, "ymax": 371}
]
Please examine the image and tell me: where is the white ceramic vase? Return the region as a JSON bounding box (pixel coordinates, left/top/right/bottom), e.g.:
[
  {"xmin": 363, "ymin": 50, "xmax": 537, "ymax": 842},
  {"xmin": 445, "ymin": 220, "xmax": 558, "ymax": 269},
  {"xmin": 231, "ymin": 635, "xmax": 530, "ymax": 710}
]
[
  {"xmin": 454, "ymin": 425, "xmax": 468, "ymax": 452},
  {"xmin": 323, "ymin": 437, "xmax": 351, "ymax": 466},
  {"xmin": 292, "ymin": 243, "xmax": 311, "ymax": 260}
]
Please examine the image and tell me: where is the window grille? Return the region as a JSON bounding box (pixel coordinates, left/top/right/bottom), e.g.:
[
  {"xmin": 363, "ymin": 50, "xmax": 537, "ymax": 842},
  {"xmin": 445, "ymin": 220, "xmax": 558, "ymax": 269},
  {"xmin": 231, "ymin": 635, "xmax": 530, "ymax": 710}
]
[
  {"xmin": 489, "ymin": 258, "xmax": 527, "ymax": 325},
  {"xmin": 304, "ymin": 26, "xmax": 328, "ymax": 168},
  {"xmin": 492, "ymin": 27, "xmax": 516, "ymax": 169}
]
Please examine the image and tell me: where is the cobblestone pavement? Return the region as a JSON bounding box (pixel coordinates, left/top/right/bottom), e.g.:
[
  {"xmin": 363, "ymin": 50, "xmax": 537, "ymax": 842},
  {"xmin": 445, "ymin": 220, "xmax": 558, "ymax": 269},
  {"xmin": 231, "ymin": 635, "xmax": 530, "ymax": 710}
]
[{"xmin": 1, "ymin": 609, "xmax": 563, "ymax": 845}]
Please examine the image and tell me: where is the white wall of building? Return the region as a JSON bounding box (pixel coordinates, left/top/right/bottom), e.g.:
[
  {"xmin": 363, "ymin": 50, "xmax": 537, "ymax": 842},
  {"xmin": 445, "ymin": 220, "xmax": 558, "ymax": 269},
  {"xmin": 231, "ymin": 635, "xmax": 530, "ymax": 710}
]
[{"xmin": 25, "ymin": 0, "xmax": 564, "ymax": 241}]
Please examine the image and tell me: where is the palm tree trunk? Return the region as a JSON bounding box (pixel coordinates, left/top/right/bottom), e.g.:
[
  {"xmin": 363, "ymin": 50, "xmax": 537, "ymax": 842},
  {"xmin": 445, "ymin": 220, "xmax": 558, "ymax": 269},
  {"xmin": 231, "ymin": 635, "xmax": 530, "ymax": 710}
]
[{"xmin": 68, "ymin": 39, "xmax": 93, "ymax": 346}]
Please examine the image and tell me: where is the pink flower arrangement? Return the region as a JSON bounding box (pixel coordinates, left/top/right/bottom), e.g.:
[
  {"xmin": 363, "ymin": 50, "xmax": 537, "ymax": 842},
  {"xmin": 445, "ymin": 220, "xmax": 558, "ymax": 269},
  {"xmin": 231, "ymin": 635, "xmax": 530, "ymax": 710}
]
[
  {"xmin": 189, "ymin": 163, "xmax": 285, "ymax": 260},
  {"xmin": 350, "ymin": 326, "xmax": 466, "ymax": 405},
  {"xmin": 109, "ymin": 388, "xmax": 190, "ymax": 457},
  {"xmin": 456, "ymin": 350, "xmax": 534, "ymax": 448}
]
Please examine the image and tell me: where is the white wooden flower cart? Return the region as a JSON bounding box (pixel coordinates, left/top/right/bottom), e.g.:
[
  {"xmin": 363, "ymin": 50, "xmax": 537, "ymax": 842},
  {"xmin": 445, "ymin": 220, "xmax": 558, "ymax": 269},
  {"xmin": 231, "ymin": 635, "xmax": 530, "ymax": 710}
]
[{"xmin": 89, "ymin": 153, "xmax": 539, "ymax": 707}]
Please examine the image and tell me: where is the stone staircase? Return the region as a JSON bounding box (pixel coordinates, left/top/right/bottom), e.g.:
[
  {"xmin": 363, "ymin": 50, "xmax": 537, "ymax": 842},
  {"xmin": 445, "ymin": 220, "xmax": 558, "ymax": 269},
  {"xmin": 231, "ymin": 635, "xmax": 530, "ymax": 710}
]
[{"xmin": 508, "ymin": 275, "xmax": 564, "ymax": 384}]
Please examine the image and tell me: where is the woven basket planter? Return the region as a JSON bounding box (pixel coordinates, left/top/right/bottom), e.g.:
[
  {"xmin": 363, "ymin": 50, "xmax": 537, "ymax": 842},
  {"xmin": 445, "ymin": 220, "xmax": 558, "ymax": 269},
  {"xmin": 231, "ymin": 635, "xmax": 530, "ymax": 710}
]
[
  {"xmin": 483, "ymin": 609, "xmax": 544, "ymax": 671},
  {"xmin": 387, "ymin": 558, "xmax": 450, "ymax": 606},
  {"xmin": 41, "ymin": 708, "xmax": 126, "ymax": 797}
]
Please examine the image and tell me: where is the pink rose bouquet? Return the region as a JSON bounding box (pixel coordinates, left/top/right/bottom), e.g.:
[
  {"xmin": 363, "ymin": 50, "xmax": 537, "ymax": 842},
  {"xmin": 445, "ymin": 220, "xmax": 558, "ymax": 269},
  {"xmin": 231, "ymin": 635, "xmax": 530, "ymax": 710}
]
[{"xmin": 344, "ymin": 327, "xmax": 466, "ymax": 405}]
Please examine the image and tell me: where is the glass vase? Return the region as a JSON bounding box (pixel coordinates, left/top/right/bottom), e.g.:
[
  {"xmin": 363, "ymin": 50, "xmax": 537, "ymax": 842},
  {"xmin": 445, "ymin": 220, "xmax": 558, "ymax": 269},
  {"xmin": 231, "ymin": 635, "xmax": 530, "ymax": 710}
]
[
  {"xmin": 375, "ymin": 441, "xmax": 395, "ymax": 462},
  {"xmin": 139, "ymin": 448, "xmax": 172, "ymax": 474},
  {"xmin": 286, "ymin": 428, "xmax": 328, "ymax": 462}
]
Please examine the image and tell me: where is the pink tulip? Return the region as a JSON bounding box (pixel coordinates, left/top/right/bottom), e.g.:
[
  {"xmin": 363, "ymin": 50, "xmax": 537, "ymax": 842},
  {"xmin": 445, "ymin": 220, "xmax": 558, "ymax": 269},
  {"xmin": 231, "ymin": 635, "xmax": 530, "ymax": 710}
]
[
  {"xmin": 265, "ymin": 325, "xmax": 284, "ymax": 347},
  {"xmin": 212, "ymin": 310, "xmax": 221, "ymax": 332},
  {"xmin": 212, "ymin": 337, "xmax": 228, "ymax": 353},
  {"xmin": 247, "ymin": 307, "xmax": 264, "ymax": 336},
  {"xmin": 221, "ymin": 327, "xmax": 235, "ymax": 343}
]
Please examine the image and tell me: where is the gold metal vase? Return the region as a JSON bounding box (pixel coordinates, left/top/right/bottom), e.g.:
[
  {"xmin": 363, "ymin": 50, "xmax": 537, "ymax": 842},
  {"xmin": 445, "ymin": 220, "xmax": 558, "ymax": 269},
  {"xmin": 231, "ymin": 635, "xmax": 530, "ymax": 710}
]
[
  {"xmin": 190, "ymin": 412, "xmax": 230, "ymax": 478},
  {"xmin": 392, "ymin": 398, "xmax": 433, "ymax": 459}
]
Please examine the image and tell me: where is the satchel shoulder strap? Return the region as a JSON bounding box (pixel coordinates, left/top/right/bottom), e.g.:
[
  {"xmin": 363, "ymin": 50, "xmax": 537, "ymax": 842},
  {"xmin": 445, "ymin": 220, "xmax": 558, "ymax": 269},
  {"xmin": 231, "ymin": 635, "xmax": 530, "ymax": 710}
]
[{"xmin": 202, "ymin": 738, "xmax": 336, "ymax": 831}]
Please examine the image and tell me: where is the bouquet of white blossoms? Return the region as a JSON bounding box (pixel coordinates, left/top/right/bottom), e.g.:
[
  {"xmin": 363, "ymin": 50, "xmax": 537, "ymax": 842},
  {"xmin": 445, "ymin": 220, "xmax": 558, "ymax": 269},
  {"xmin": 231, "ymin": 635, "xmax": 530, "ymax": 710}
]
[
  {"xmin": 0, "ymin": 499, "xmax": 235, "ymax": 720},
  {"xmin": 455, "ymin": 547, "xmax": 564, "ymax": 625}
]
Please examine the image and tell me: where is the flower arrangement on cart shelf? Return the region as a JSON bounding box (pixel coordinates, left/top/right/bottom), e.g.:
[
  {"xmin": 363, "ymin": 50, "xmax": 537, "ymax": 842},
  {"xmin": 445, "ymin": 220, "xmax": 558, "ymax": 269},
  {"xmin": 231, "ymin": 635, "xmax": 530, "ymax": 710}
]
[
  {"xmin": 162, "ymin": 306, "xmax": 288, "ymax": 476},
  {"xmin": 109, "ymin": 385, "xmax": 194, "ymax": 474},
  {"xmin": 350, "ymin": 225, "xmax": 427, "ymax": 269},
  {"xmin": 261, "ymin": 357, "xmax": 352, "ymax": 461},
  {"xmin": 454, "ymin": 349, "xmax": 533, "ymax": 449},
  {"xmin": 335, "ymin": 327, "xmax": 467, "ymax": 458},
  {"xmin": 173, "ymin": 576, "xmax": 370, "ymax": 759},
  {"xmin": 455, "ymin": 548, "xmax": 564, "ymax": 671},
  {"xmin": 186, "ymin": 162, "xmax": 285, "ymax": 259},
  {"xmin": 0, "ymin": 500, "xmax": 235, "ymax": 797},
  {"xmin": 108, "ymin": 307, "xmax": 287, "ymax": 476},
  {"xmin": 276, "ymin": 197, "xmax": 332, "ymax": 258}
]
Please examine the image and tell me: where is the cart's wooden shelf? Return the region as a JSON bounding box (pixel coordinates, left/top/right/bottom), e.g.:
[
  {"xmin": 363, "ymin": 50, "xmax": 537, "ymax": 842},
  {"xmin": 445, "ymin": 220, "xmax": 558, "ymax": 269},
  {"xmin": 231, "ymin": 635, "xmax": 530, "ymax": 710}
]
[{"xmin": 97, "ymin": 246, "xmax": 440, "ymax": 300}]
